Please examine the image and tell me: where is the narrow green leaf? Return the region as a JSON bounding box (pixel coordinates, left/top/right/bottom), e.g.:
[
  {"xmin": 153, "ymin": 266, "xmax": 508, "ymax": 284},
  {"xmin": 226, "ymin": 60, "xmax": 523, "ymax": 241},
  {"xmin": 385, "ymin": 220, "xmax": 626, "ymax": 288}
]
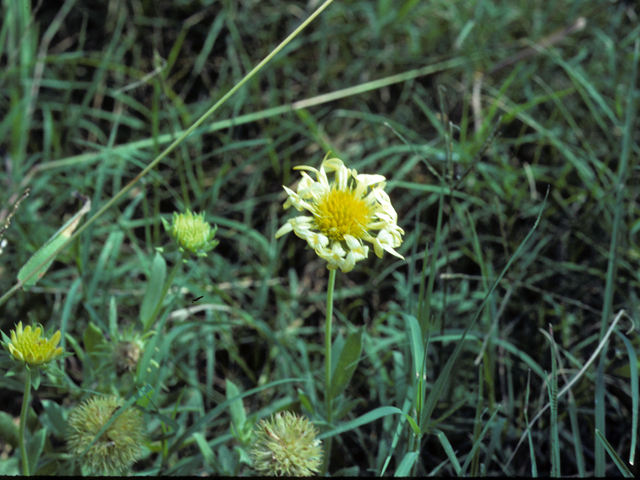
[
  {"xmin": 59, "ymin": 277, "xmax": 81, "ymax": 350},
  {"xmin": 435, "ymin": 430, "xmax": 461, "ymax": 476},
  {"xmin": 330, "ymin": 327, "xmax": 364, "ymax": 400},
  {"xmin": 83, "ymin": 322, "xmax": 106, "ymax": 357},
  {"xmin": 470, "ymin": 366, "xmax": 484, "ymax": 477},
  {"xmin": 298, "ymin": 389, "xmax": 314, "ymax": 415},
  {"xmin": 135, "ymin": 386, "xmax": 154, "ymax": 409},
  {"xmin": 108, "ymin": 296, "xmax": 118, "ymax": 340},
  {"xmin": 26, "ymin": 427, "xmax": 47, "ymax": 474},
  {"xmin": 330, "ymin": 333, "xmax": 345, "ymax": 378},
  {"xmin": 318, "ymin": 406, "xmax": 420, "ymax": 440},
  {"xmin": 17, "ymin": 197, "xmax": 90, "ymax": 289},
  {"xmin": 459, "ymin": 407, "xmax": 501, "ymax": 476},
  {"xmin": 394, "ymin": 452, "xmax": 420, "ymax": 477},
  {"xmin": 226, "ymin": 379, "xmax": 248, "ymax": 440},
  {"xmin": 193, "ymin": 432, "xmax": 216, "ymax": 468},
  {"xmin": 615, "ymin": 330, "xmax": 638, "ymax": 466},
  {"xmin": 403, "ymin": 314, "xmax": 424, "ymax": 386},
  {"xmin": 139, "ymin": 252, "xmax": 167, "ymax": 330},
  {"xmin": 567, "ymin": 391, "xmax": 586, "ymax": 477},
  {"xmin": 523, "ymin": 372, "xmax": 538, "ymax": 477},
  {"xmin": 41, "ymin": 400, "xmax": 68, "ymax": 439},
  {"xmin": 546, "ymin": 330, "xmax": 560, "ymax": 477},
  {"xmin": 0, "ymin": 411, "xmax": 19, "ymax": 447},
  {"xmin": 595, "ymin": 429, "xmax": 633, "ymax": 477}
]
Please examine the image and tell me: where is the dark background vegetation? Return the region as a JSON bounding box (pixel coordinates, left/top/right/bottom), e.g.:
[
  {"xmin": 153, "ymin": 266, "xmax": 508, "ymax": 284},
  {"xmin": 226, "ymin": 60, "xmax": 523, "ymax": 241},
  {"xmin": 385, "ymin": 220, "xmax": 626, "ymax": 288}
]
[{"xmin": 1, "ymin": 0, "xmax": 639, "ymax": 476}]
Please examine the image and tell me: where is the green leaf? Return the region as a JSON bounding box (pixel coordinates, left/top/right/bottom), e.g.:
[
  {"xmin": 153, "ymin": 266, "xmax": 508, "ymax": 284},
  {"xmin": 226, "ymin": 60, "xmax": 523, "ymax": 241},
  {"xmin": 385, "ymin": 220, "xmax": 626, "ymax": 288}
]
[
  {"xmin": 30, "ymin": 369, "xmax": 41, "ymax": 390},
  {"xmin": 108, "ymin": 296, "xmax": 119, "ymax": 340},
  {"xmin": 136, "ymin": 387, "xmax": 154, "ymax": 409},
  {"xmin": 26, "ymin": 427, "xmax": 47, "ymax": 474},
  {"xmin": 403, "ymin": 314, "xmax": 424, "ymax": 386},
  {"xmin": 0, "ymin": 411, "xmax": 19, "ymax": 447},
  {"xmin": 139, "ymin": 252, "xmax": 167, "ymax": 331},
  {"xmin": 17, "ymin": 197, "xmax": 90, "ymax": 290},
  {"xmin": 83, "ymin": 322, "xmax": 106, "ymax": 356},
  {"xmin": 595, "ymin": 429, "xmax": 633, "ymax": 477},
  {"xmin": 193, "ymin": 432, "xmax": 216, "ymax": 468},
  {"xmin": 459, "ymin": 407, "xmax": 501, "ymax": 476},
  {"xmin": 615, "ymin": 330, "xmax": 638, "ymax": 466},
  {"xmin": 297, "ymin": 389, "xmax": 314, "ymax": 415},
  {"xmin": 226, "ymin": 380, "xmax": 249, "ymax": 443},
  {"xmin": 434, "ymin": 429, "xmax": 461, "ymax": 475},
  {"xmin": 330, "ymin": 333, "xmax": 345, "ymax": 377},
  {"xmin": 395, "ymin": 452, "xmax": 419, "ymax": 477},
  {"xmin": 330, "ymin": 327, "xmax": 364, "ymax": 400},
  {"xmin": 318, "ymin": 406, "xmax": 420, "ymax": 440},
  {"xmin": 41, "ymin": 400, "xmax": 68, "ymax": 438}
]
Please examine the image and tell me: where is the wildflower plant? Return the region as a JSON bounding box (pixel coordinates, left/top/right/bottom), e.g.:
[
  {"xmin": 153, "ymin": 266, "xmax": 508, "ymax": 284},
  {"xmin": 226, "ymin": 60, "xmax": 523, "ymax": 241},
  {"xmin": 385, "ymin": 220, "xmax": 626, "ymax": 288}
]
[
  {"xmin": 249, "ymin": 412, "xmax": 322, "ymax": 476},
  {"xmin": 1, "ymin": 322, "xmax": 68, "ymax": 475},
  {"xmin": 275, "ymin": 154, "xmax": 404, "ymax": 473}
]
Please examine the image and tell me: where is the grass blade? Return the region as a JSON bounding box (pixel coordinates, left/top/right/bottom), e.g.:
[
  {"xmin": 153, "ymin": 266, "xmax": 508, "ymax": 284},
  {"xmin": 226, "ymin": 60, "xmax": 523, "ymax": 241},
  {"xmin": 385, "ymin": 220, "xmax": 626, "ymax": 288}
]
[
  {"xmin": 614, "ymin": 329, "xmax": 638, "ymax": 466},
  {"xmin": 595, "ymin": 429, "xmax": 633, "ymax": 477}
]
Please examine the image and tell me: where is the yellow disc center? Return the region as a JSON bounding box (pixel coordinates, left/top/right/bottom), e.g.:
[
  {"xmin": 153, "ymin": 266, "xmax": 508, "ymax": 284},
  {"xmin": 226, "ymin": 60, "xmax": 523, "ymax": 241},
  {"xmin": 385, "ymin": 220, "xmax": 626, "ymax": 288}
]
[{"xmin": 314, "ymin": 188, "xmax": 373, "ymax": 241}]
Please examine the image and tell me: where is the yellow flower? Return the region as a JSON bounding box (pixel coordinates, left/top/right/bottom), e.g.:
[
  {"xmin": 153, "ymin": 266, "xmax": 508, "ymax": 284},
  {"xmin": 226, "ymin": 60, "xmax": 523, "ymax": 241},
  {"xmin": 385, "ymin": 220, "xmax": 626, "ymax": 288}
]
[
  {"xmin": 276, "ymin": 155, "xmax": 404, "ymax": 272},
  {"xmin": 5, "ymin": 321, "xmax": 64, "ymax": 367},
  {"xmin": 249, "ymin": 412, "xmax": 322, "ymax": 476}
]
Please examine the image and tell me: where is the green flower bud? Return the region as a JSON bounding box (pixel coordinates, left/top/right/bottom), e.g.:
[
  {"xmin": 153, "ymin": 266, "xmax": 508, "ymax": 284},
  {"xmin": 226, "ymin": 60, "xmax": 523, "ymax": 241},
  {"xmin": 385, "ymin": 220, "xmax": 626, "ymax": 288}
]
[
  {"xmin": 249, "ymin": 412, "xmax": 322, "ymax": 476},
  {"xmin": 162, "ymin": 209, "xmax": 219, "ymax": 257},
  {"xmin": 67, "ymin": 396, "xmax": 145, "ymax": 476}
]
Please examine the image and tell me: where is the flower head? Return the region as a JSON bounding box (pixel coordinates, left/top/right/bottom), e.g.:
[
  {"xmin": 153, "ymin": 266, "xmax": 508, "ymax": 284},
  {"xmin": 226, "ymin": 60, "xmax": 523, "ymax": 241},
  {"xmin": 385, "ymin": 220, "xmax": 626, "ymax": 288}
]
[
  {"xmin": 162, "ymin": 209, "xmax": 218, "ymax": 257},
  {"xmin": 276, "ymin": 155, "xmax": 404, "ymax": 272},
  {"xmin": 249, "ymin": 412, "xmax": 322, "ymax": 476},
  {"xmin": 3, "ymin": 321, "xmax": 64, "ymax": 368},
  {"xmin": 67, "ymin": 395, "xmax": 145, "ymax": 476}
]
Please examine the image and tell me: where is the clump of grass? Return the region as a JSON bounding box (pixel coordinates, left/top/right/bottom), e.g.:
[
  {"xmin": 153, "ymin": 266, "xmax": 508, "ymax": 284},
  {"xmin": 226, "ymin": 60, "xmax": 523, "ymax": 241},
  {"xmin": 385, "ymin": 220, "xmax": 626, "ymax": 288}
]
[{"xmin": 0, "ymin": 0, "xmax": 638, "ymax": 476}]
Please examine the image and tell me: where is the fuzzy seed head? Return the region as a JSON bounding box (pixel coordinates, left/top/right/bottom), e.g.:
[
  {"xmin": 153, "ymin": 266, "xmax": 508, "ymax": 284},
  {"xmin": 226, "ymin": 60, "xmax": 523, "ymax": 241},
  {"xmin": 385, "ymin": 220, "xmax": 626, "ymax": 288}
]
[
  {"xmin": 67, "ymin": 396, "xmax": 145, "ymax": 476},
  {"xmin": 112, "ymin": 340, "xmax": 141, "ymax": 375},
  {"xmin": 249, "ymin": 412, "xmax": 322, "ymax": 476}
]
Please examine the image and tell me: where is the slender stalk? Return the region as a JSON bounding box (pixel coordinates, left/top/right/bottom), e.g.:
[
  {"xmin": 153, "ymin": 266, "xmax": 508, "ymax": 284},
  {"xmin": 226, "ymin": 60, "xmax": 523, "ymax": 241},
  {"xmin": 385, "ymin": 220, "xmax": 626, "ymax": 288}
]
[
  {"xmin": 320, "ymin": 268, "xmax": 337, "ymax": 476},
  {"xmin": 325, "ymin": 269, "xmax": 336, "ymax": 422},
  {"xmin": 19, "ymin": 369, "xmax": 32, "ymax": 476}
]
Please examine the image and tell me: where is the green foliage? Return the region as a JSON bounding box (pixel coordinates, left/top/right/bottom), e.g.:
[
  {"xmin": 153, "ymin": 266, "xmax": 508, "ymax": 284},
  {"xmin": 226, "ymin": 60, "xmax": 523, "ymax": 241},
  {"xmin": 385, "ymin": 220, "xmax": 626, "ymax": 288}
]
[{"xmin": 0, "ymin": 0, "xmax": 638, "ymax": 476}]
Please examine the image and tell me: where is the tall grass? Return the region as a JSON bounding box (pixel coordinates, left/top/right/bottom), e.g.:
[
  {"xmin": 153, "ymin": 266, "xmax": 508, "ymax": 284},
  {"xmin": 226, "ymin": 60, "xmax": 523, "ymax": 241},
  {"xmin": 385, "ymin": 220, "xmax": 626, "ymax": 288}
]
[{"xmin": 0, "ymin": 0, "xmax": 638, "ymax": 476}]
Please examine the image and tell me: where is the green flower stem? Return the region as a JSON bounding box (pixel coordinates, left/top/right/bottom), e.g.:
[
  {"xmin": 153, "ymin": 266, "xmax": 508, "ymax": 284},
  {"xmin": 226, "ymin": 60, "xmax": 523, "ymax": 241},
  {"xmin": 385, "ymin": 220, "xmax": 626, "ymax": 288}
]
[
  {"xmin": 143, "ymin": 251, "xmax": 188, "ymax": 334},
  {"xmin": 321, "ymin": 269, "xmax": 337, "ymax": 476},
  {"xmin": 19, "ymin": 368, "xmax": 31, "ymax": 476}
]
